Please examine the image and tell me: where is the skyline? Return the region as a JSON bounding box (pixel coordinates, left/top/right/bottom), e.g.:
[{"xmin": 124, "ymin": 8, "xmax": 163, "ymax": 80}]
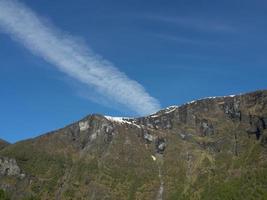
[{"xmin": 1, "ymin": 0, "xmax": 267, "ymax": 142}]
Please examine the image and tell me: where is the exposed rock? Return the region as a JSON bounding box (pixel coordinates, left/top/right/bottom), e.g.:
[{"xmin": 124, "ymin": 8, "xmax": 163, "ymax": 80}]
[
  {"xmin": 180, "ymin": 133, "xmax": 186, "ymax": 140},
  {"xmin": 79, "ymin": 121, "xmax": 90, "ymax": 131},
  {"xmin": 143, "ymin": 129, "xmax": 154, "ymax": 143},
  {"xmin": 155, "ymin": 138, "xmax": 166, "ymax": 154},
  {"xmin": 66, "ymin": 115, "xmax": 117, "ymax": 149},
  {"xmin": 223, "ymin": 98, "xmax": 241, "ymax": 120},
  {"xmin": 0, "ymin": 90, "xmax": 267, "ymax": 200},
  {"xmin": 179, "ymin": 133, "xmax": 192, "ymax": 141},
  {"xmin": 132, "ymin": 108, "xmax": 175, "ymax": 130},
  {"xmin": 247, "ymin": 115, "xmax": 267, "ymax": 140},
  {"xmin": 0, "ymin": 157, "xmax": 24, "ymax": 178},
  {"xmin": 102, "ymin": 123, "xmax": 115, "ymax": 143},
  {"xmin": 199, "ymin": 119, "xmax": 214, "ymax": 136}
]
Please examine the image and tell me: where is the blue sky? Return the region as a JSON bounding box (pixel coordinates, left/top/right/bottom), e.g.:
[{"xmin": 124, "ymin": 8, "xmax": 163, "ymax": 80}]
[{"xmin": 0, "ymin": 0, "xmax": 267, "ymax": 143}]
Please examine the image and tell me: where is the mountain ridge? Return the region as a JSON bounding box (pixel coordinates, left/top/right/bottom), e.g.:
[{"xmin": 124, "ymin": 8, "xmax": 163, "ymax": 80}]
[
  {"xmin": 0, "ymin": 139, "xmax": 9, "ymax": 151},
  {"xmin": 3, "ymin": 89, "xmax": 262, "ymax": 144},
  {"xmin": 19, "ymin": 89, "xmax": 267, "ymax": 142},
  {"xmin": 0, "ymin": 89, "xmax": 267, "ymax": 200}
]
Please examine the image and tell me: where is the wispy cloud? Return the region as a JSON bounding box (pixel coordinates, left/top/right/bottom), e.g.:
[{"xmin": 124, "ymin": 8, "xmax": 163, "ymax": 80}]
[
  {"xmin": 153, "ymin": 33, "xmax": 223, "ymax": 46},
  {"xmin": 146, "ymin": 15, "xmax": 235, "ymax": 33},
  {"xmin": 0, "ymin": 0, "xmax": 161, "ymax": 115}
]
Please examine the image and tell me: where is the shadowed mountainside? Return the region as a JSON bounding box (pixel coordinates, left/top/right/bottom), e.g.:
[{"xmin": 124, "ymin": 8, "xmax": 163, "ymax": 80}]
[
  {"xmin": 0, "ymin": 140, "xmax": 9, "ymax": 151},
  {"xmin": 0, "ymin": 90, "xmax": 267, "ymax": 200}
]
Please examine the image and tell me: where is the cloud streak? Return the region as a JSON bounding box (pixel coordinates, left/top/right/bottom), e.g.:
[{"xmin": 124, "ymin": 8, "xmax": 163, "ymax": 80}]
[
  {"xmin": 153, "ymin": 33, "xmax": 224, "ymax": 46},
  {"xmin": 0, "ymin": 0, "xmax": 161, "ymax": 115},
  {"xmin": 146, "ymin": 15, "xmax": 235, "ymax": 33}
]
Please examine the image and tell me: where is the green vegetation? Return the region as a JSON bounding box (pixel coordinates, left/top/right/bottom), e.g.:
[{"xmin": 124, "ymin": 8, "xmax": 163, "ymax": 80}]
[
  {"xmin": 0, "ymin": 189, "xmax": 10, "ymax": 200},
  {"xmin": 0, "ymin": 90, "xmax": 266, "ymax": 199}
]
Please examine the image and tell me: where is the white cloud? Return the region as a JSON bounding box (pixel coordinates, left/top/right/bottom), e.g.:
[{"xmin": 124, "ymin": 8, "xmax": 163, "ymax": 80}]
[{"xmin": 0, "ymin": 0, "xmax": 161, "ymax": 115}]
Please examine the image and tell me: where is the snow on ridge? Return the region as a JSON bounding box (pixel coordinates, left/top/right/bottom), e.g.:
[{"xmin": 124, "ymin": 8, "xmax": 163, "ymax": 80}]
[
  {"xmin": 165, "ymin": 105, "xmax": 179, "ymax": 110},
  {"xmin": 186, "ymin": 94, "xmax": 237, "ymax": 105},
  {"xmin": 150, "ymin": 114, "xmax": 159, "ymax": 118},
  {"xmin": 164, "ymin": 106, "xmax": 178, "ymax": 114},
  {"xmin": 104, "ymin": 116, "xmax": 141, "ymax": 128},
  {"xmin": 104, "ymin": 116, "xmax": 131, "ymax": 123},
  {"xmin": 149, "ymin": 94, "xmax": 238, "ymax": 118},
  {"xmin": 106, "ymin": 94, "xmax": 238, "ymax": 121},
  {"xmin": 149, "ymin": 105, "xmax": 178, "ymax": 118}
]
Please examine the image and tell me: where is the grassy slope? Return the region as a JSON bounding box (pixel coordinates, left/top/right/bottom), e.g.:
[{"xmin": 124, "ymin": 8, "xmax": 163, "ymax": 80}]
[
  {"xmin": 0, "ymin": 124, "xmax": 160, "ymax": 200},
  {"xmin": 0, "ymin": 90, "xmax": 267, "ymax": 200}
]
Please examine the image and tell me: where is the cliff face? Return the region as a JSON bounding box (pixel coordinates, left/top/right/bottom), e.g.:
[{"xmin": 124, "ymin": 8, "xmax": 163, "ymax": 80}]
[{"xmin": 0, "ymin": 90, "xmax": 267, "ymax": 200}]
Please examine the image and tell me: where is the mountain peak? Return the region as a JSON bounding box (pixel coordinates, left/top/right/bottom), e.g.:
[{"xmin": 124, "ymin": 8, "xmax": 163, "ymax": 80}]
[{"xmin": 1, "ymin": 89, "xmax": 267, "ymax": 199}]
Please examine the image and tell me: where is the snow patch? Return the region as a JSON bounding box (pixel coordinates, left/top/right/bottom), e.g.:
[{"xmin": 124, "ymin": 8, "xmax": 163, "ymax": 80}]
[
  {"xmin": 104, "ymin": 116, "xmax": 130, "ymax": 123},
  {"xmin": 150, "ymin": 105, "xmax": 178, "ymax": 117},
  {"xmin": 164, "ymin": 105, "xmax": 178, "ymax": 114},
  {"xmin": 104, "ymin": 116, "xmax": 141, "ymax": 128}
]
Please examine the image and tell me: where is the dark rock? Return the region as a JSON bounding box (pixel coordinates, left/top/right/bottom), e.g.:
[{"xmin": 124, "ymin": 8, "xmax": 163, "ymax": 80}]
[
  {"xmin": 247, "ymin": 127, "xmax": 261, "ymax": 140},
  {"xmin": 223, "ymin": 98, "xmax": 241, "ymax": 120},
  {"xmin": 103, "ymin": 123, "xmax": 115, "ymax": 143},
  {"xmin": 260, "ymin": 117, "xmax": 266, "ymax": 129},
  {"xmin": 155, "ymin": 138, "xmax": 166, "ymax": 154},
  {"xmin": 247, "ymin": 115, "xmax": 267, "ymax": 140},
  {"xmin": 131, "ymin": 106, "xmax": 176, "ymax": 130},
  {"xmin": 260, "ymin": 130, "xmax": 267, "ymax": 146},
  {"xmin": 249, "ymin": 115, "xmax": 265, "ymax": 130},
  {"xmin": 197, "ymin": 141, "xmax": 222, "ymax": 153},
  {"xmin": 197, "ymin": 119, "xmax": 214, "ymax": 136}
]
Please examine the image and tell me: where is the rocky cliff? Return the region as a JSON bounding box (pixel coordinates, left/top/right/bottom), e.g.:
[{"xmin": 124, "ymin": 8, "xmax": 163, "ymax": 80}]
[{"xmin": 0, "ymin": 90, "xmax": 267, "ymax": 200}]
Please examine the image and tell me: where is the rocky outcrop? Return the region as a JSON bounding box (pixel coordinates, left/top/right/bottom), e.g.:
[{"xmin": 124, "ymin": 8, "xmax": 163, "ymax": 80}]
[
  {"xmin": 0, "ymin": 90, "xmax": 266, "ymax": 200},
  {"xmin": 41, "ymin": 114, "xmax": 117, "ymax": 151},
  {"xmin": 131, "ymin": 106, "xmax": 176, "ymax": 130},
  {"xmin": 133, "ymin": 90, "xmax": 266, "ymax": 132},
  {"xmin": 155, "ymin": 138, "xmax": 166, "ymax": 154},
  {"xmin": 247, "ymin": 115, "xmax": 267, "ymax": 140},
  {"xmin": 222, "ymin": 97, "xmax": 241, "ymax": 120},
  {"xmin": 142, "ymin": 129, "xmax": 154, "ymax": 143},
  {"xmin": 0, "ymin": 157, "xmax": 25, "ymax": 178}
]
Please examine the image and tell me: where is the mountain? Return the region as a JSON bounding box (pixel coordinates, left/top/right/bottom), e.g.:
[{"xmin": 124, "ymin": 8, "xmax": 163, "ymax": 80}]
[
  {"xmin": 0, "ymin": 90, "xmax": 267, "ymax": 200},
  {"xmin": 0, "ymin": 140, "xmax": 9, "ymax": 151}
]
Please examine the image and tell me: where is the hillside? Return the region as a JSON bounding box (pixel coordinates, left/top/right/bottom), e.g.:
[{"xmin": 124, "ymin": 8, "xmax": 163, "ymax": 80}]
[
  {"xmin": 0, "ymin": 90, "xmax": 267, "ymax": 200},
  {"xmin": 0, "ymin": 140, "xmax": 9, "ymax": 151}
]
